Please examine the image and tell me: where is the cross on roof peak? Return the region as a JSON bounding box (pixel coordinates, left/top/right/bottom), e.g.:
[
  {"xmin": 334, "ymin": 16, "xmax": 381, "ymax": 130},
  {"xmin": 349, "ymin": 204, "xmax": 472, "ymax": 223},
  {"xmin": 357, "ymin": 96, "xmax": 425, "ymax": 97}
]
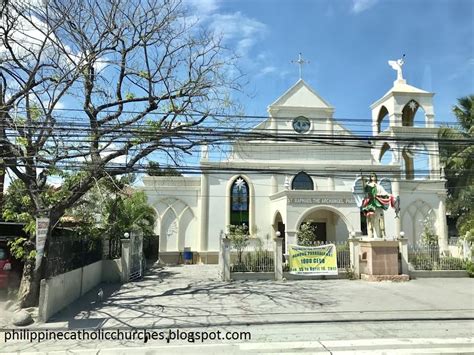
[{"xmin": 291, "ymin": 53, "xmax": 309, "ymax": 80}]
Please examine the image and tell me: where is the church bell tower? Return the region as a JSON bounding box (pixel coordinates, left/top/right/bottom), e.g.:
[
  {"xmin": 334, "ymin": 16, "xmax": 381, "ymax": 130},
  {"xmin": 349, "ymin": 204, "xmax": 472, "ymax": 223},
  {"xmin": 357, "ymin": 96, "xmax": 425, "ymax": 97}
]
[{"xmin": 369, "ymin": 58, "xmax": 441, "ymax": 180}]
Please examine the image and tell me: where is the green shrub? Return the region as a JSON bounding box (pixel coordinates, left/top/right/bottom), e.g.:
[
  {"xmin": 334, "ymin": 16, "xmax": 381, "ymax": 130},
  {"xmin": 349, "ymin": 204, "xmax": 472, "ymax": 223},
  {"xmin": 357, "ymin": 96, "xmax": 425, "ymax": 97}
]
[
  {"xmin": 243, "ymin": 250, "xmax": 274, "ymax": 272},
  {"xmin": 335, "ymin": 243, "xmax": 349, "ymax": 252},
  {"xmin": 437, "ymin": 256, "xmax": 465, "ymax": 270},
  {"xmin": 345, "ymin": 266, "xmax": 357, "ymax": 280},
  {"xmin": 409, "ymin": 254, "xmax": 434, "ymax": 270},
  {"xmin": 465, "ymin": 261, "xmax": 474, "ymax": 277}
]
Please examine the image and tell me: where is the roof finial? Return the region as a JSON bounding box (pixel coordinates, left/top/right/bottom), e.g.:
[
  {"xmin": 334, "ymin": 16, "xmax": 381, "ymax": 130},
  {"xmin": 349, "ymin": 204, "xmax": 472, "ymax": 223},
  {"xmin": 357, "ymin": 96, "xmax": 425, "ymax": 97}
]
[
  {"xmin": 291, "ymin": 53, "xmax": 309, "ymax": 80},
  {"xmin": 388, "ymin": 54, "xmax": 406, "ymax": 84}
]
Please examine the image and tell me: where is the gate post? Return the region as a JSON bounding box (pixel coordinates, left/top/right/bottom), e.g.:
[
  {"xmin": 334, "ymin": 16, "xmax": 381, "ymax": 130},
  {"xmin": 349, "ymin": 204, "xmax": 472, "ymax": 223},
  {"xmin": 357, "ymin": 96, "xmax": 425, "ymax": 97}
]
[
  {"xmin": 398, "ymin": 234, "xmax": 409, "ymax": 275},
  {"xmin": 462, "ymin": 232, "xmax": 472, "ymax": 261},
  {"xmin": 348, "ymin": 236, "xmax": 360, "ymax": 278},
  {"xmin": 274, "ymin": 237, "xmax": 283, "ymax": 281},
  {"xmin": 121, "ymin": 237, "xmax": 131, "ymax": 283},
  {"xmin": 128, "ymin": 230, "xmax": 144, "ymax": 280},
  {"xmin": 102, "ymin": 235, "xmax": 110, "ymax": 260},
  {"xmin": 219, "ymin": 237, "xmax": 231, "ymax": 281}
]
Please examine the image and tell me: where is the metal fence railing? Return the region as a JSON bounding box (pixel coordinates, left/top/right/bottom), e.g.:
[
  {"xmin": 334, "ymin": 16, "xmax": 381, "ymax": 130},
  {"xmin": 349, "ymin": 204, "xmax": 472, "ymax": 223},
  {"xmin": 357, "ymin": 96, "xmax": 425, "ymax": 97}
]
[
  {"xmin": 408, "ymin": 243, "xmax": 465, "ymax": 270},
  {"xmin": 44, "ymin": 231, "xmax": 102, "ymax": 279},
  {"xmin": 108, "ymin": 237, "xmax": 122, "ymax": 259},
  {"xmin": 230, "ymin": 242, "xmax": 274, "ymax": 273},
  {"xmin": 448, "ymin": 238, "xmax": 459, "ymax": 246}
]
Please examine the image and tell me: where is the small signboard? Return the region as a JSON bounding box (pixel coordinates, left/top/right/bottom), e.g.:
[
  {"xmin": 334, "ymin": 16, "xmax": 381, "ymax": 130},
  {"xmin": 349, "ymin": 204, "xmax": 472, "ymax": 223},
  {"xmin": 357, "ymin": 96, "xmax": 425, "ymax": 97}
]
[
  {"xmin": 288, "ymin": 244, "xmax": 338, "ymax": 275},
  {"xmin": 36, "ymin": 218, "xmax": 49, "ymax": 270}
]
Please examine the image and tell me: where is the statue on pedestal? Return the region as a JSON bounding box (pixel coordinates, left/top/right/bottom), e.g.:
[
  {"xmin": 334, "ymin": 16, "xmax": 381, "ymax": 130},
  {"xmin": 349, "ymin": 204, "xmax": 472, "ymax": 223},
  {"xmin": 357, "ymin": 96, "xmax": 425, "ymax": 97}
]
[{"xmin": 352, "ymin": 173, "xmax": 400, "ymax": 239}]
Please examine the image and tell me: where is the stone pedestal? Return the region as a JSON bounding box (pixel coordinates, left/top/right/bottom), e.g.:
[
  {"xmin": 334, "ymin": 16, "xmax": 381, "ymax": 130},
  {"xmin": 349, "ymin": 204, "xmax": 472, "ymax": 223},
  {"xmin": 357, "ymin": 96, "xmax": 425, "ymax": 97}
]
[{"xmin": 359, "ymin": 239, "xmax": 409, "ymax": 281}]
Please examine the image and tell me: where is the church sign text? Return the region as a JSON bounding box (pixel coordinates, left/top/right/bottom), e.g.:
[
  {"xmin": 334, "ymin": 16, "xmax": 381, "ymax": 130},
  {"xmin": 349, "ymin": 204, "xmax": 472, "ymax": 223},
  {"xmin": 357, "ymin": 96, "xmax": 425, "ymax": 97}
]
[{"xmin": 288, "ymin": 197, "xmax": 354, "ymax": 205}]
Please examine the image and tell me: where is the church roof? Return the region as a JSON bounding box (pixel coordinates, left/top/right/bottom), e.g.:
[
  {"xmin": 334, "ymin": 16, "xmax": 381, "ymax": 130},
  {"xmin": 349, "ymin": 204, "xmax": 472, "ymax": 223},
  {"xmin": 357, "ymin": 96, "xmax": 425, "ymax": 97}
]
[
  {"xmin": 268, "ymin": 79, "xmax": 334, "ymax": 110},
  {"xmin": 371, "ymin": 80, "xmax": 433, "ymax": 108}
]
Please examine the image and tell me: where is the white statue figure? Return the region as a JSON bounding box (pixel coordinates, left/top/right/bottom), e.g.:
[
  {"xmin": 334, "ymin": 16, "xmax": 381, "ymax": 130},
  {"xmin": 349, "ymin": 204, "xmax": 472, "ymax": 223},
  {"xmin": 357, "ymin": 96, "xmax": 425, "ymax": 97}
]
[{"xmin": 388, "ymin": 54, "xmax": 406, "ymax": 82}]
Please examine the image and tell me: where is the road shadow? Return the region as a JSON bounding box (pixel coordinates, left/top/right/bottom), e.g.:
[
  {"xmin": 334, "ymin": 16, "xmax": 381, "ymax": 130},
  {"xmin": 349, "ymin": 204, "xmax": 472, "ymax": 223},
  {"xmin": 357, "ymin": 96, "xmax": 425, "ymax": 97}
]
[{"xmin": 48, "ymin": 264, "xmax": 342, "ymax": 330}]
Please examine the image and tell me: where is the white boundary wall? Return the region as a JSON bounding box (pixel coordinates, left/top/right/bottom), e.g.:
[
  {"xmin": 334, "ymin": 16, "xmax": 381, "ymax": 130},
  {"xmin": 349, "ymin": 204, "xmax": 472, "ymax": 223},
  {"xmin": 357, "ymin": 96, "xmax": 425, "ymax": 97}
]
[{"xmin": 39, "ymin": 259, "xmax": 121, "ymax": 322}]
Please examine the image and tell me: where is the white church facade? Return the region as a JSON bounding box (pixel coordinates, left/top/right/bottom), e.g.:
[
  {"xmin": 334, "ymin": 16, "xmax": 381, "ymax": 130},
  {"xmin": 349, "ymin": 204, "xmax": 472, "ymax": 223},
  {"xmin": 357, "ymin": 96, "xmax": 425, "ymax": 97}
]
[{"xmin": 141, "ymin": 69, "xmax": 449, "ymax": 264}]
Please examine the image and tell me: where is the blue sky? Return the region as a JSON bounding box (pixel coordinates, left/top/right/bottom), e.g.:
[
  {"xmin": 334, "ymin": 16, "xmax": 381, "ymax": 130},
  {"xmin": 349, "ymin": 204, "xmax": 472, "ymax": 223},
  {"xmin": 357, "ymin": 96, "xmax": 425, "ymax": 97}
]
[{"xmin": 190, "ymin": 0, "xmax": 474, "ymax": 128}]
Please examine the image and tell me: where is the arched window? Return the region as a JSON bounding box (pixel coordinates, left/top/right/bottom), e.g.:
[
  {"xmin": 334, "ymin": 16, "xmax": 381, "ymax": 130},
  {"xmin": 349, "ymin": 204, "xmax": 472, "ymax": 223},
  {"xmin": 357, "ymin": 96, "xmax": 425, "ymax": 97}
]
[
  {"xmin": 292, "ymin": 172, "xmax": 314, "ymax": 190},
  {"xmin": 230, "ymin": 177, "xmax": 249, "ymax": 226}
]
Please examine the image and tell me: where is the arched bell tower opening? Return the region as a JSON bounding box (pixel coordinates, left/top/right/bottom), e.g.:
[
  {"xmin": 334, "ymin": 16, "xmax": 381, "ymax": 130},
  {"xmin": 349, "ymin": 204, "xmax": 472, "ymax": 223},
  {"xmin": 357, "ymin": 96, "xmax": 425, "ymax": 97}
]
[
  {"xmin": 402, "ymin": 100, "xmax": 426, "ymax": 127},
  {"xmin": 377, "ymin": 105, "xmax": 389, "ymax": 133},
  {"xmin": 402, "ymin": 143, "xmax": 430, "ymax": 180},
  {"xmin": 379, "ymin": 142, "xmax": 394, "ymax": 165}
]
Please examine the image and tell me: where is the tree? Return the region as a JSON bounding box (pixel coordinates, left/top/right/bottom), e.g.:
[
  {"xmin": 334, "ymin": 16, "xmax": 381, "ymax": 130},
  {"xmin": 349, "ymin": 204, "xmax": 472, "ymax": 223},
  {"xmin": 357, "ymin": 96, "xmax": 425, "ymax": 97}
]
[
  {"xmin": 439, "ymin": 95, "xmax": 474, "ymax": 236},
  {"xmin": 296, "ymin": 221, "xmax": 318, "ymax": 246},
  {"xmin": 0, "ymin": 0, "xmax": 239, "ymax": 307},
  {"xmin": 147, "ymin": 161, "xmax": 182, "ymax": 177},
  {"xmin": 66, "ymin": 174, "xmax": 136, "ymax": 239},
  {"xmin": 105, "ymin": 190, "xmax": 157, "ymax": 239},
  {"xmin": 227, "ymin": 224, "xmax": 249, "ymax": 264}
]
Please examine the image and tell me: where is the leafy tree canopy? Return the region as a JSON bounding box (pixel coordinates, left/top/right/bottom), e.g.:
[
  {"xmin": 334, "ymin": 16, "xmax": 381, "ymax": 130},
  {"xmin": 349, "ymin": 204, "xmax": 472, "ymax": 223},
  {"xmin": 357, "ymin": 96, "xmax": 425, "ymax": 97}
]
[
  {"xmin": 147, "ymin": 162, "xmax": 182, "ymax": 177},
  {"xmin": 439, "ymin": 95, "xmax": 474, "ymax": 236},
  {"xmin": 296, "ymin": 221, "xmax": 318, "ymax": 246}
]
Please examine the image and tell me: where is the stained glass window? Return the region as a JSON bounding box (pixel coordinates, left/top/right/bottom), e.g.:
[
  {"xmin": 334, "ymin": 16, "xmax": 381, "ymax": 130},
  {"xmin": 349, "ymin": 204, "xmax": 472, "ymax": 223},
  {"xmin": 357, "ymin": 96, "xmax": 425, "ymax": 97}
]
[{"xmin": 230, "ymin": 177, "xmax": 249, "ymax": 225}]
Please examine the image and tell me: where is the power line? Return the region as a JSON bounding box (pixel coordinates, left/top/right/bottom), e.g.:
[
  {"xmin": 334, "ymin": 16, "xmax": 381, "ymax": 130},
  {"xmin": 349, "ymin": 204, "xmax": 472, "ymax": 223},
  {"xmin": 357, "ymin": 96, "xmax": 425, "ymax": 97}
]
[{"xmin": 0, "ymin": 108, "xmax": 464, "ymax": 126}]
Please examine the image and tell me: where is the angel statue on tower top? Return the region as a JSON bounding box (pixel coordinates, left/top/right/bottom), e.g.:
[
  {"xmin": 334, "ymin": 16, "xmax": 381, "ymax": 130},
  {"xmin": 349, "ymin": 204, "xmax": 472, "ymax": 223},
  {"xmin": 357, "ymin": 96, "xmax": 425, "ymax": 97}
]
[
  {"xmin": 352, "ymin": 173, "xmax": 400, "ymax": 239},
  {"xmin": 388, "ymin": 54, "xmax": 406, "ymax": 82}
]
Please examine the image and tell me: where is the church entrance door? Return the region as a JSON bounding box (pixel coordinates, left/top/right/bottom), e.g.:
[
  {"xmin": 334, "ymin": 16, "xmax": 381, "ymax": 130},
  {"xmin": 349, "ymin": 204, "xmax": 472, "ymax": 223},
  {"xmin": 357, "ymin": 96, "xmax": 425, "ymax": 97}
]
[
  {"xmin": 310, "ymin": 222, "xmax": 327, "ymax": 242},
  {"xmin": 298, "ymin": 207, "xmax": 349, "ymax": 243}
]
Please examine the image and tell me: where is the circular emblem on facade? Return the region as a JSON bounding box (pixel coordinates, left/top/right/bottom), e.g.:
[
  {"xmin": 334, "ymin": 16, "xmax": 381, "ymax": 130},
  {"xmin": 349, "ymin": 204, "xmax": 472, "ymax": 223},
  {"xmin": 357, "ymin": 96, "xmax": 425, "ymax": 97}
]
[{"xmin": 292, "ymin": 116, "xmax": 311, "ymax": 133}]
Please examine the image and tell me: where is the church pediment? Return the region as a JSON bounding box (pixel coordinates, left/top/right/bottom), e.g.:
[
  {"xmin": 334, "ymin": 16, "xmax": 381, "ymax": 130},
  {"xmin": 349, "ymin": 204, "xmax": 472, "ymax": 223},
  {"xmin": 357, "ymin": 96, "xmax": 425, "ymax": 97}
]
[{"xmin": 269, "ymin": 79, "xmax": 333, "ymax": 110}]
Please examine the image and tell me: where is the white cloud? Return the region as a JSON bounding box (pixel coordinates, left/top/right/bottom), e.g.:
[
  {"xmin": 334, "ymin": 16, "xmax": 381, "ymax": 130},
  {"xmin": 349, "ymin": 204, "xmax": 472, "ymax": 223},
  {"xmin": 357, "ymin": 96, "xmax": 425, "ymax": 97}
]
[
  {"xmin": 100, "ymin": 143, "xmax": 128, "ymax": 165},
  {"xmin": 0, "ymin": 11, "xmax": 55, "ymax": 60},
  {"xmin": 1, "ymin": 5, "xmax": 108, "ymax": 75},
  {"xmin": 185, "ymin": 0, "xmax": 220, "ymax": 16},
  {"xmin": 182, "ymin": 2, "xmax": 267, "ymax": 58},
  {"xmin": 352, "ymin": 0, "xmax": 379, "ymax": 13},
  {"xmin": 209, "ymin": 12, "xmax": 267, "ymax": 56},
  {"xmin": 53, "ymin": 101, "xmax": 65, "ymax": 111},
  {"xmin": 259, "ymin": 66, "xmax": 277, "ymax": 76}
]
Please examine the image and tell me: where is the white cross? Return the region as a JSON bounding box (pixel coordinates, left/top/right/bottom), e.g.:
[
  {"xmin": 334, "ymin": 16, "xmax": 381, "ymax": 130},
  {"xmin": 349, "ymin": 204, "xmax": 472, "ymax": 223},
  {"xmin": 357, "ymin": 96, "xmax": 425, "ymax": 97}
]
[{"xmin": 292, "ymin": 53, "xmax": 309, "ymax": 79}]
